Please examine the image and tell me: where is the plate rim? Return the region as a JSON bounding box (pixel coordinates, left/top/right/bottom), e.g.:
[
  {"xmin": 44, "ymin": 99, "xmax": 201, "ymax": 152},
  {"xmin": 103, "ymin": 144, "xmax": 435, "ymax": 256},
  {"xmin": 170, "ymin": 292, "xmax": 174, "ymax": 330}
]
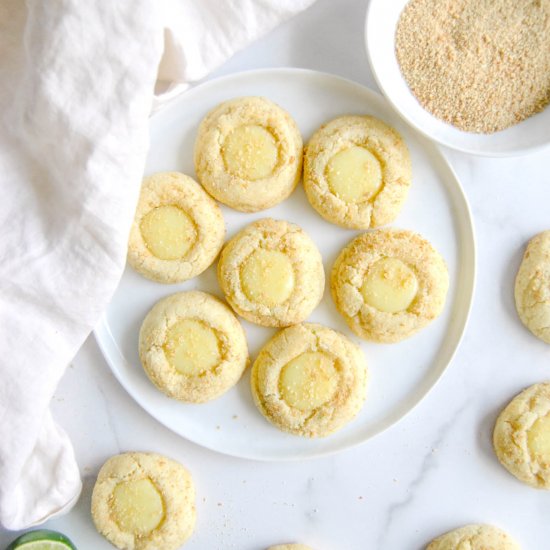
[
  {"xmin": 94, "ymin": 67, "xmax": 477, "ymax": 461},
  {"xmin": 364, "ymin": 0, "xmax": 550, "ymax": 158}
]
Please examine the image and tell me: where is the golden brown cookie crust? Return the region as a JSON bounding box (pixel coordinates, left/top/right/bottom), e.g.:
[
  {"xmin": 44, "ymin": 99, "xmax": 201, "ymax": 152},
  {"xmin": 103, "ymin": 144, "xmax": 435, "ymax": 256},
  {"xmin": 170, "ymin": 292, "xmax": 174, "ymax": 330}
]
[
  {"xmin": 515, "ymin": 230, "xmax": 550, "ymax": 344},
  {"xmin": 330, "ymin": 229, "xmax": 448, "ymax": 343},
  {"xmin": 91, "ymin": 452, "xmax": 196, "ymax": 550},
  {"xmin": 127, "ymin": 172, "xmax": 225, "ymax": 284},
  {"xmin": 303, "ymin": 115, "xmax": 411, "ymax": 229},
  {"xmin": 268, "ymin": 545, "xmax": 314, "ymax": 550},
  {"xmin": 493, "ymin": 382, "xmax": 550, "ymax": 489},
  {"xmin": 139, "ymin": 291, "xmax": 249, "ymax": 403},
  {"xmin": 194, "ymin": 97, "xmax": 303, "ymax": 212},
  {"xmin": 217, "ymin": 218, "xmax": 325, "ymax": 327},
  {"xmin": 426, "ymin": 524, "xmax": 521, "ymax": 550},
  {"xmin": 251, "ymin": 323, "xmax": 368, "ymax": 437}
]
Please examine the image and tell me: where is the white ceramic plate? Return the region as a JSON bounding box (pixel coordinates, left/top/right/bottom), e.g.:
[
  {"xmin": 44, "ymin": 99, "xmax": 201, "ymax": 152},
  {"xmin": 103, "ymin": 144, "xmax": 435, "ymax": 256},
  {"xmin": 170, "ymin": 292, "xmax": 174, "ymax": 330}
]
[
  {"xmin": 365, "ymin": 0, "xmax": 550, "ymax": 157},
  {"xmin": 95, "ymin": 68, "xmax": 475, "ymax": 460}
]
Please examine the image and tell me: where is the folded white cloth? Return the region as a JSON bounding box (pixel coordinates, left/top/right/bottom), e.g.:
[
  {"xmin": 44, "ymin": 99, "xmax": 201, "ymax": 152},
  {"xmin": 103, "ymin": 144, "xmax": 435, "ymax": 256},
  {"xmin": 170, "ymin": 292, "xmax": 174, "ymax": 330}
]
[{"xmin": 0, "ymin": 0, "xmax": 315, "ymax": 531}]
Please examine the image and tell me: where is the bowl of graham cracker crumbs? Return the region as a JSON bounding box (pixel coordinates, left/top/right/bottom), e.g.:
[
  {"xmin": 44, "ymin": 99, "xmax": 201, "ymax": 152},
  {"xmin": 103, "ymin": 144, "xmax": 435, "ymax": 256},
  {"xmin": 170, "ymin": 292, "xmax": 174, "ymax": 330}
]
[{"xmin": 365, "ymin": 0, "xmax": 550, "ymax": 156}]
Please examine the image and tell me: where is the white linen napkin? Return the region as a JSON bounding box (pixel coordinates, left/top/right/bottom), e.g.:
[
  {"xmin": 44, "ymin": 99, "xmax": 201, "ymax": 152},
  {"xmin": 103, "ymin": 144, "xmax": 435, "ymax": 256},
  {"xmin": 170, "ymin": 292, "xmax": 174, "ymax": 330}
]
[{"xmin": 0, "ymin": 0, "xmax": 315, "ymax": 531}]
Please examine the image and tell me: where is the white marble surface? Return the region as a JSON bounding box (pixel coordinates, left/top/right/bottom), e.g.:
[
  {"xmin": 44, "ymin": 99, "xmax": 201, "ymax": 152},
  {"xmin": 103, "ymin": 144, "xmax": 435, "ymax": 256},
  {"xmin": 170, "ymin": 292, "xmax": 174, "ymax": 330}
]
[{"xmin": 2, "ymin": 0, "xmax": 550, "ymax": 548}]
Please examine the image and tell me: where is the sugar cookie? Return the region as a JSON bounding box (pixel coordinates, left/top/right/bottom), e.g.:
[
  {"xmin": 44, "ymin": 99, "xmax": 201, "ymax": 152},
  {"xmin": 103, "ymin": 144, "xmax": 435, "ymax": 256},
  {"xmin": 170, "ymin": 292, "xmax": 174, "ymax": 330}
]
[
  {"xmin": 218, "ymin": 218, "xmax": 324, "ymax": 327},
  {"xmin": 127, "ymin": 172, "xmax": 225, "ymax": 284},
  {"xmin": 139, "ymin": 291, "xmax": 249, "ymax": 403},
  {"xmin": 251, "ymin": 323, "xmax": 367, "ymax": 437},
  {"xmin": 303, "ymin": 115, "xmax": 411, "ymax": 229},
  {"xmin": 426, "ymin": 524, "xmax": 520, "ymax": 550},
  {"xmin": 194, "ymin": 97, "xmax": 303, "ymax": 212},
  {"xmin": 268, "ymin": 545, "xmax": 314, "ymax": 550},
  {"xmin": 91, "ymin": 452, "xmax": 195, "ymax": 550},
  {"xmin": 330, "ymin": 229, "xmax": 448, "ymax": 343},
  {"xmin": 494, "ymin": 382, "xmax": 550, "ymax": 489},
  {"xmin": 515, "ymin": 230, "xmax": 550, "ymax": 344}
]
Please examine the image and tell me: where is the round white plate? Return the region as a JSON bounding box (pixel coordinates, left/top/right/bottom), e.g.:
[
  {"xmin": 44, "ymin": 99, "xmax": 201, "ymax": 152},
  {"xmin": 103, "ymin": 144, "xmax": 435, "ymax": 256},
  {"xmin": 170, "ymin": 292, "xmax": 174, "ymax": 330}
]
[
  {"xmin": 95, "ymin": 68, "xmax": 475, "ymax": 461},
  {"xmin": 365, "ymin": 0, "xmax": 550, "ymax": 157}
]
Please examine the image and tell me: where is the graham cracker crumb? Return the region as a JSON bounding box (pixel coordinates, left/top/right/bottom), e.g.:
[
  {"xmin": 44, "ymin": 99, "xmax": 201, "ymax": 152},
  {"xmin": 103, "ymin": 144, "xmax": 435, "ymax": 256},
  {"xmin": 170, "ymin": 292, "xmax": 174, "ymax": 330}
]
[{"xmin": 395, "ymin": 0, "xmax": 550, "ymax": 133}]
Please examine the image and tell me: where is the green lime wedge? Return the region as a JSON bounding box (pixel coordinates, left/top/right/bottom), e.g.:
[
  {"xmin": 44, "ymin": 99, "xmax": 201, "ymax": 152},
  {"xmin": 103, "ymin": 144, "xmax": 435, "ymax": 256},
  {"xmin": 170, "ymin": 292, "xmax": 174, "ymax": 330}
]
[{"xmin": 5, "ymin": 530, "xmax": 76, "ymax": 550}]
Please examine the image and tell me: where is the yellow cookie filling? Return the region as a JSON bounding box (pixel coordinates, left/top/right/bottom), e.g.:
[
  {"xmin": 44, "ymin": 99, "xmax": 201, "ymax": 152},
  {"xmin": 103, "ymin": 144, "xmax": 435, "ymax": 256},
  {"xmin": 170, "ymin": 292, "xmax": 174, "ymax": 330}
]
[
  {"xmin": 222, "ymin": 125, "xmax": 279, "ymax": 181},
  {"xmin": 140, "ymin": 205, "xmax": 197, "ymax": 261},
  {"xmin": 528, "ymin": 413, "xmax": 550, "ymax": 463},
  {"xmin": 241, "ymin": 248, "xmax": 295, "ymax": 307},
  {"xmin": 326, "ymin": 146, "xmax": 382, "ymax": 203},
  {"xmin": 164, "ymin": 319, "xmax": 221, "ymax": 375},
  {"xmin": 279, "ymin": 351, "xmax": 338, "ymax": 411},
  {"xmin": 111, "ymin": 478, "xmax": 164, "ymax": 535},
  {"xmin": 361, "ymin": 257, "xmax": 418, "ymax": 313}
]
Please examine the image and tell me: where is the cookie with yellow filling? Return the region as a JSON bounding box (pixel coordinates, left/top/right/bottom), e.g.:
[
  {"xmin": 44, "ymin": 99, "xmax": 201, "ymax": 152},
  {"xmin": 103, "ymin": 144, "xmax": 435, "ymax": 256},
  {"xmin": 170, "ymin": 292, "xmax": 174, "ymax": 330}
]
[
  {"xmin": 251, "ymin": 323, "xmax": 367, "ymax": 437},
  {"xmin": 217, "ymin": 218, "xmax": 324, "ymax": 327},
  {"xmin": 331, "ymin": 229, "xmax": 449, "ymax": 343},
  {"xmin": 426, "ymin": 524, "xmax": 521, "ymax": 550},
  {"xmin": 515, "ymin": 230, "xmax": 550, "ymax": 344},
  {"xmin": 493, "ymin": 382, "xmax": 550, "ymax": 489},
  {"xmin": 91, "ymin": 452, "xmax": 195, "ymax": 550},
  {"xmin": 303, "ymin": 115, "xmax": 411, "ymax": 229},
  {"xmin": 139, "ymin": 291, "xmax": 248, "ymax": 403},
  {"xmin": 194, "ymin": 97, "xmax": 303, "ymax": 212},
  {"xmin": 127, "ymin": 172, "xmax": 225, "ymax": 284}
]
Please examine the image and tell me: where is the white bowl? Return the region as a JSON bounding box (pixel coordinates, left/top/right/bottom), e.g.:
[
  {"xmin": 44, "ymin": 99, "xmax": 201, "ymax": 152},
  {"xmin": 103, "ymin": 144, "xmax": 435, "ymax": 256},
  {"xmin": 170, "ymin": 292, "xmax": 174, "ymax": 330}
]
[{"xmin": 365, "ymin": 0, "xmax": 550, "ymax": 157}]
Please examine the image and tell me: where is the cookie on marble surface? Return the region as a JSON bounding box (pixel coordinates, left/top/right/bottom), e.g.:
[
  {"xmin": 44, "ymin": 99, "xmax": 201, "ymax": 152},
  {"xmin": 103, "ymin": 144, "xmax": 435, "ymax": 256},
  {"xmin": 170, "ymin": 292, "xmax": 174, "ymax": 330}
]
[
  {"xmin": 217, "ymin": 218, "xmax": 324, "ymax": 327},
  {"xmin": 267, "ymin": 545, "xmax": 314, "ymax": 550},
  {"xmin": 515, "ymin": 230, "xmax": 550, "ymax": 344},
  {"xmin": 251, "ymin": 323, "xmax": 367, "ymax": 437},
  {"xmin": 426, "ymin": 524, "xmax": 521, "ymax": 550},
  {"xmin": 127, "ymin": 172, "xmax": 225, "ymax": 284},
  {"xmin": 91, "ymin": 452, "xmax": 195, "ymax": 550},
  {"xmin": 330, "ymin": 228, "xmax": 449, "ymax": 343},
  {"xmin": 303, "ymin": 115, "xmax": 411, "ymax": 229},
  {"xmin": 194, "ymin": 97, "xmax": 302, "ymax": 212},
  {"xmin": 139, "ymin": 291, "xmax": 248, "ymax": 403},
  {"xmin": 493, "ymin": 382, "xmax": 550, "ymax": 489}
]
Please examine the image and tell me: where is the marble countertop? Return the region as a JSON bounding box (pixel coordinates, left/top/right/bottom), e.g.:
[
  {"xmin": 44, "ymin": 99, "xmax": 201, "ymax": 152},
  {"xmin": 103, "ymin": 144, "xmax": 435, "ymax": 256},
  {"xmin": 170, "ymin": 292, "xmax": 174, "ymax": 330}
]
[{"xmin": 2, "ymin": 0, "xmax": 549, "ymax": 548}]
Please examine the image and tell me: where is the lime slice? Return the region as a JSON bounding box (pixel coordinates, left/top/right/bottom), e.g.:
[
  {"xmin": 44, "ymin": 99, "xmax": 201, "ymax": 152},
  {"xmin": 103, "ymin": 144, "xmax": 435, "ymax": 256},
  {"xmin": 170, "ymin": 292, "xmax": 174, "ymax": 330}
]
[{"xmin": 5, "ymin": 530, "xmax": 76, "ymax": 550}]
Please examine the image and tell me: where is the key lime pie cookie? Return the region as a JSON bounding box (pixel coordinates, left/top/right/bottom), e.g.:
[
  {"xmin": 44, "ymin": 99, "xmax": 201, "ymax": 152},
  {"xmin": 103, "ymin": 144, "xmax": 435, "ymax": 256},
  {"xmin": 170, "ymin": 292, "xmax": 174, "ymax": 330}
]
[
  {"xmin": 127, "ymin": 172, "xmax": 225, "ymax": 284},
  {"xmin": 218, "ymin": 218, "xmax": 324, "ymax": 327},
  {"xmin": 139, "ymin": 291, "xmax": 248, "ymax": 403},
  {"xmin": 91, "ymin": 452, "xmax": 195, "ymax": 550},
  {"xmin": 251, "ymin": 323, "xmax": 367, "ymax": 437},
  {"xmin": 331, "ymin": 229, "xmax": 449, "ymax": 343},
  {"xmin": 493, "ymin": 382, "xmax": 550, "ymax": 489},
  {"xmin": 515, "ymin": 230, "xmax": 550, "ymax": 344},
  {"xmin": 194, "ymin": 97, "xmax": 303, "ymax": 212},
  {"xmin": 303, "ymin": 115, "xmax": 411, "ymax": 229},
  {"xmin": 426, "ymin": 524, "xmax": 521, "ymax": 550}
]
